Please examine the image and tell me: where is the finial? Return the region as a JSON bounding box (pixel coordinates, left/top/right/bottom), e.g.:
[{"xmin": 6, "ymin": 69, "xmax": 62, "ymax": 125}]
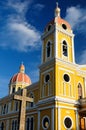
[
  {"xmin": 19, "ymin": 62, "xmax": 25, "ymax": 73},
  {"xmin": 56, "ymin": 1, "xmax": 58, "ymax": 8},
  {"xmin": 55, "ymin": 1, "xmax": 60, "ymax": 17}
]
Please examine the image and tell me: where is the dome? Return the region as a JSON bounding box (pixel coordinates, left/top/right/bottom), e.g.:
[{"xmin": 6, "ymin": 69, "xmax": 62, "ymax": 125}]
[
  {"xmin": 45, "ymin": 5, "xmax": 71, "ymax": 31},
  {"xmin": 9, "ymin": 63, "xmax": 31, "ymax": 85},
  {"xmin": 45, "ymin": 17, "xmax": 71, "ymax": 31}
]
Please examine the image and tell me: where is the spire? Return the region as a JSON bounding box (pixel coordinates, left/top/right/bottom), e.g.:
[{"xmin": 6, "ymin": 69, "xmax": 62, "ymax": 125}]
[
  {"xmin": 55, "ymin": 1, "xmax": 60, "ymax": 17},
  {"xmin": 19, "ymin": 62, "xmax": 25, "ymax": 73}
]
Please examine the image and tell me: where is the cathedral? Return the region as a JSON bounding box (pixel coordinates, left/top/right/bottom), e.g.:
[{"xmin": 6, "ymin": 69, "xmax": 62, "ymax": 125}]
[{"xmin": 0, "ymin": 3, "xmax": 86, "ymax": 130}]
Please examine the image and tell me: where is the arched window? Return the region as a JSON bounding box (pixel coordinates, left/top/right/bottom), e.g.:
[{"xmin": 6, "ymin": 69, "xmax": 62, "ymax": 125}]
[
  {"xmin": 1, "ymin": 122, "xmax": 4, "ymax": 130},
  {"xmin": 62, "ymin": 40, "xmax": 68, "ymax": 56},
  {"xmin": 46, "ymin": 42, "xmax": 51, "ymax": 58},
  {"xmin": 78, "ymin": 83, "xmax": 83, "ymax": 99}
]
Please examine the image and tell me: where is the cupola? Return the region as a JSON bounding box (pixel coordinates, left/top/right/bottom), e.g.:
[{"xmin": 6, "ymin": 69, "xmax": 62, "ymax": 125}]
[{"xmin": 9, "ymin": 63, "xmax": 32, "ymax": 94}]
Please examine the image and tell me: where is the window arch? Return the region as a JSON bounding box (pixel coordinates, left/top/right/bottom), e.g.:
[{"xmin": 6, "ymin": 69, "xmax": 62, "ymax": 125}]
[
  {"xmin": 46, "ymin": 41, "xmax": 51, "ymax": 58},
  {"xmin": 78, "ymin": 83, "xmax": 83, "ymax": 99},
  {"xmin": 62, "ymin": 40, "xmax": 68, "ymax": 56}
]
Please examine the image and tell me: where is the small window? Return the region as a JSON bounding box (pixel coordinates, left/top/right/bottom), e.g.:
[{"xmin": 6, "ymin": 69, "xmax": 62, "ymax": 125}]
[
  {"xmin": 64, "ymin": 117, "xmax": 72, "ymax": 129},
  {"xmin": 78, "ymin": 83, "xmax": 83, "ymax": 99},
  {"xmin": 47, "ymin": 25, "xmax": 52, "ymax": 31},
  {"xmin": 12, "ymin": 87, "xmax": 15, "ymax": 93},
  {"xmin": 46, "ymin": 42, "xmax": 51, "ymax": 58},
  {"xmin": 64, "ymin": 74, "xmax": 70, "ymax": 82},
  {"xmin": 62, "ymin": 24, "xmax": 67, "ymax": 30},
  {"xmin": 42, "ymin": 116, "xmax": 50, "ymax": 129},
  {"xmin": 62, "ymin": 40, "xmax": 68, "ymax": 56},
  {"xmin": 45, "ymin": 74, "xmax": 50, "ymax": 83}
]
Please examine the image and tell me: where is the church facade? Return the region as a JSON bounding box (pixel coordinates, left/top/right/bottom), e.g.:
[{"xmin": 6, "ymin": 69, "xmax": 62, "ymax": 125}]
[{"xmin": 0, "ymin": 4, "xmax": 86, "ymax": 130}]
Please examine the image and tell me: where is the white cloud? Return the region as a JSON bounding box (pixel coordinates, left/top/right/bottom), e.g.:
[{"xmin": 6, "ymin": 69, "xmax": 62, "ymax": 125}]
[
  {"xmin": 65, "ymin": 6, "xmax": 86, "ymax": 33},
  {"xmin": 7, "ymin": 21, "xmax": 41, "ymax": 52},
  {"xmin": 33, "ymin": 3, "xmax": 45, "ymax": 11},
  {"xmin": 0, "ymin": 0, "xmax": 43, "ymax": 52}
]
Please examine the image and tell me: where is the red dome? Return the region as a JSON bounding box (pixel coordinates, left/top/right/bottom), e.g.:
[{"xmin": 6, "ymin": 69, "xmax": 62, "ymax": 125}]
[
  {"xmin": 45, "ymin": 17, "xmax": 71, "ymax": 31},
  {"xmin": 9, "ymin": 63, "xmax": 32, "ymax": 85},
  {"xmin": 10, "ymin": 72, "xmax": 31, "ymax": 85}
]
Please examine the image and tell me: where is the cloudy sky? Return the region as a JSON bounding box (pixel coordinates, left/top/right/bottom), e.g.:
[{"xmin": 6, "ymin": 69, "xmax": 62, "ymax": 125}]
[{"xmin": 0, "ymin": 0, "xmax": 86, "ymax": 97}]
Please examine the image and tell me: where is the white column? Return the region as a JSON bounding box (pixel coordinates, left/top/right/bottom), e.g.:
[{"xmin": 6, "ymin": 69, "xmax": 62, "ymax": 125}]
[
  {"xmin": 58, "ymin": 107, "xmax": 61, "ymax": 130},
  {"xmin": 72, "ymin": 35, "xmax": 75, "ymax": 63},
  {"xmin": 75, "ymin": 109, "xmax": 80, "ymax": 130},
  {"xmin": 54, "ymin": 23, "xmax": 58, "ymax": 58},
  {"xmin": 38, "ymin": 110, "xmax": 40, "ymax": 130},
  {"xmin": 51, "ymin": 107, "xmax": 54, "ymax": 130}
]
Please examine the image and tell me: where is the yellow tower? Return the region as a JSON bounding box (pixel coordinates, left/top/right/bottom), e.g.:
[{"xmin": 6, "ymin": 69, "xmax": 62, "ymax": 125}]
[{"xmin": 39, "ymin": 3, "xmax": 80, "ymax": 130}]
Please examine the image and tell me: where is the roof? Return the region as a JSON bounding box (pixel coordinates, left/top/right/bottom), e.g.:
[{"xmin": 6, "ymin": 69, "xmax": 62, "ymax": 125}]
[{"xmin": 9, "ymin": 63, "xmax": 32, "ymax": 85}]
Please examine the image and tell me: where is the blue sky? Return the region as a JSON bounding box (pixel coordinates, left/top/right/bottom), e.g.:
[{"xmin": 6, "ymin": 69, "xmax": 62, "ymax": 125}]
[{"xmin": 0, "ymin": 0, "xmax": 86, "ymax": 98}]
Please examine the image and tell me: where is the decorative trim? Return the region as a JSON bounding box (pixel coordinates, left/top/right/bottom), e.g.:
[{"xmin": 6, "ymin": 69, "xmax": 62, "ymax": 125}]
[
  {"xmin": 72, "ymin": 35, "xmax": 75, "ymax": 63},
  {"xmin": 54, "ymin": 23, "xmax": 58, "ymax": 58},
  {"xmin": 58, "ymin": 107, "xmax": 60, "ymax": 130},
  {"xmin": 41, "ymin": 26, "xmax": 55, "ymax": 40},
  {"xmin": 58, "ymin": 67, "xmax": 74, "ymax": 74},
  {"xmin": 75, "ymin": 110, "xmax": 80, "ymax": 130},
  {"xmin": 56, "ymin": 26, "xmax": 74, "ymax": 37},
  {"xmin": 38, "ymin": 96, "xmax": 79, "ymax": 106}
]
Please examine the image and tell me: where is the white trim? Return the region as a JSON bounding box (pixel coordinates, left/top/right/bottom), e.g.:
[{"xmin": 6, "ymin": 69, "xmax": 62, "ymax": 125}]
[
  {"xmin": 38, "ymin": 96, "xmax": 79, "ymax": 107},
  {"xmin": 55, "ymin": 23, "xmax": 58, "ymax": 58},
  {"xmin": 58, "ymin": 67, "xmax": 74, "ymax": 74},
  {"xmin": 58, "ymin": 107, "xmax": 60, "ymax": 130},
  {"xmin": 75, "ymin": 109, "xmax": 80, "ymax": 130},
  {"xmin": 57, "ymin": 105, "xmax": 78, "ymax": 110},
  {"xmin": 41, "ymin": 68, "xmax": 54, "ymax": 75},
  {"xmin": 72, "ymin": 36, "xmax": 75, "ymax": 63},
  {"xmin": 56, "ymin": 26, "xmax": 74, "ymax": 37},
  {"xmin": 41, "ymin": 26, "xmax": 55, "ymax": 40}
]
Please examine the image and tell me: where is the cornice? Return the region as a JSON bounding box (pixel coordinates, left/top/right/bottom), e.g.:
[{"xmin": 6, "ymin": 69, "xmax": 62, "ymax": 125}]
[
  {"xmin": 56, "ymin": 26, "xmax": 74, "ymax": 37},
  {"xmin": 37, "ymin": 96, "xmax": 80, "ymax": 106},
  {"xmin": 39, "ymin": 58, "xmax": 55, "ymax": 70},
  {"xmin": 41, "ymin": 26, "xmax": 55, "ymax": 40}
]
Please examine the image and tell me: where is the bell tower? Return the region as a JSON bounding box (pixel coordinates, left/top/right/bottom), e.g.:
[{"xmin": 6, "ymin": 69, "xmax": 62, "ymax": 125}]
[
  {"xmin": 41, "ymin": 3, "xmax": 75, "ymax": 64},
  {"xmin": 39, "ymin": 3, "xmax": 79, "ymax": 130},
  {"xmin": 40, "ymin": 3, "xmax": 75, "ymax": 100}
]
